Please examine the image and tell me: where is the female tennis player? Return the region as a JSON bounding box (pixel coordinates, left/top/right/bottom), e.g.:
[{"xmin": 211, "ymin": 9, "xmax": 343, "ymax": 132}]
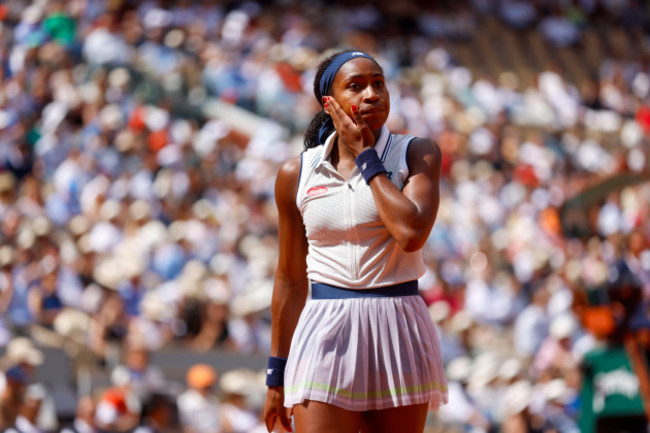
[{"xmin": 264, "ymin": 49, "xmax": 447, "ymax": 433}]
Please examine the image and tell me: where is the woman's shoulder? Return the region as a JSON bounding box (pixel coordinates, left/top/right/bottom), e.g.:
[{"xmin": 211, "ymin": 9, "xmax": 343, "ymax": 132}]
[
  {"xmin": 277, "ymin": 155, "xmax": 303, "ymax": 180},
  {"xmin": 278, "ymin": 144, "xmax": 326, "ymax": 177},
  {"xmin": 404, "ymin": 136, "xmax": 441, "ymax": 161},
  {"xmin": 390, "ymin": 134, "xmax": 441, "ymax": 180},
  {"xmin": 386, "ymin": 131, "xmax": 438, "ymax": 151},
  {"xmin": 385, "ymin": 131, "xmax": 440, "ymax": 160},
  {"xmin": 275, "ymin": 154, "xmax": 303, "ymax": 202}
]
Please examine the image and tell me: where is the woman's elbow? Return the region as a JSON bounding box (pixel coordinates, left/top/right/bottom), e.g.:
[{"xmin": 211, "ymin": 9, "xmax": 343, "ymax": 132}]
[
  {"xmin": 402, "ymin": 240, "xmax": 425, "ymax": 253},
  {"xmin": 397, "ymin": 231, "xmax": 427, "ymax": 253},
  {"xmin": 392, "ymin": 214, "xmax": 435, "ymax": 253}
]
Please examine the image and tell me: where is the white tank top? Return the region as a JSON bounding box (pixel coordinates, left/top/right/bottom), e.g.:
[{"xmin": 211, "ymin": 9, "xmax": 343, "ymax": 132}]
[{"xmin": 296, "ymin": 126, "xmax": 426, "ymax": 289}]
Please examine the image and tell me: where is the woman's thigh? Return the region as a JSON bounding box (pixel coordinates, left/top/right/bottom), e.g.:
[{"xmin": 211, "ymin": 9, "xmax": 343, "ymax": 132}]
[
  {"xmin": 360, "ymin": 402, "xmax": 429, "ymax": 433},
  {"xmin": 293, "ymin": 400, "xmax": 362, "ymax": 433}
]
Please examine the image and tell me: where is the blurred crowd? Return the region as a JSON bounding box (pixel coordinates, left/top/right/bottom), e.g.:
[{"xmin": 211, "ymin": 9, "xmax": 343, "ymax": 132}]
[
  {"xmin": 0, "ymin": 0, "xmax": 649, "ymax": 432},
  {"xmin": 0, "ymin": 338, "xmax": 271, "ymax": 433}
]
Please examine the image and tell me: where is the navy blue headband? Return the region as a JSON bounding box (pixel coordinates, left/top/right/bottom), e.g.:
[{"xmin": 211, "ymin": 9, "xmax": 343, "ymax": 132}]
[
  {"xmin": 319, "ymin": 51, "xmax": 377, "ymax": 97},
  {"xmin": 317, "ymin": 51, "xmax": 378, "ymax": 145}
]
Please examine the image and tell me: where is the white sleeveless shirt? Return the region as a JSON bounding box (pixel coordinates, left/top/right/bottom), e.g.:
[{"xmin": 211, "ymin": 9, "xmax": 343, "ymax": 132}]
[{"xmin": 296, "ymin": 126, "xmax": 425, "ymax": 288}]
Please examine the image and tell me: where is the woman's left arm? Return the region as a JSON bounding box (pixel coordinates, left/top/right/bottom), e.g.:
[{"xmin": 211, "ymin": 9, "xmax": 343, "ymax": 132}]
[{"xmin": 368, "ymin": 137, "xmax": 441, "ymax": 252}]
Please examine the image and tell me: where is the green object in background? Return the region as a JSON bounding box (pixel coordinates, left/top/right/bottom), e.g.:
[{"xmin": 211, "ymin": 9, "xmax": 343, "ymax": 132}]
[
  {"xmin": 43, "ymin": 12, "xmax": 76, "ymax": 46},
  {"xmin": 580, "ymin": 346, "xmax": 646, "ymax": 433},
  {"xmin": 26, "ymin": 127, "xmax": 41, "ymax": 147}
]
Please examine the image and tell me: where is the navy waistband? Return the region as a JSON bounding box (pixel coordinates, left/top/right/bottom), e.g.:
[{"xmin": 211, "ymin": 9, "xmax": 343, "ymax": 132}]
[{"xmin": 311, "ymin": 280, "xmax": 419, "ymax": 299}]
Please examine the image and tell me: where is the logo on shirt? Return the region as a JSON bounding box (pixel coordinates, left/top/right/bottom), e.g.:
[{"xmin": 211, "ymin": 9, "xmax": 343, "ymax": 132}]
[{"xmin": 307, "ymin": 186, "xmax": 328, "ymax": 196}]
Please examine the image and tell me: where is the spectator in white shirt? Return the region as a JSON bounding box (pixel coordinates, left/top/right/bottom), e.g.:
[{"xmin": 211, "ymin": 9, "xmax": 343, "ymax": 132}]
[
  {"xmin": 59, "ymin": 396, "xmax": 98, "ymax": 433},
  {"xmin": 177, "ymin": 364, "xmax": 223, "ymax": 433}
]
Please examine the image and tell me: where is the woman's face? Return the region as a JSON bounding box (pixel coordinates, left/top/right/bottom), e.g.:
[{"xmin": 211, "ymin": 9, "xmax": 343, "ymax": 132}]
[{"xmin": 329, "ymin": 58, "xmax": 390, "ymax": 133}]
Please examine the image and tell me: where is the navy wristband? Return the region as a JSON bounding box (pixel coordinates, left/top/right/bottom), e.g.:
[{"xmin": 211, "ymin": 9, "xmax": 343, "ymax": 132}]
[
  {"xmin": 355, "ymin": 148, "xmax": 386, "ymax": 184},
  {"xmin": 266, "ymin": 356, "xmax": 287, "ymax": 387}
]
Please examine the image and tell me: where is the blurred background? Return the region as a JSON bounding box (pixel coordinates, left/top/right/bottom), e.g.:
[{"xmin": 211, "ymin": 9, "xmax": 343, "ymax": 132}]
[{"xmin": 0, "ymin": 0, "xmax": 649, "ymax": 432}]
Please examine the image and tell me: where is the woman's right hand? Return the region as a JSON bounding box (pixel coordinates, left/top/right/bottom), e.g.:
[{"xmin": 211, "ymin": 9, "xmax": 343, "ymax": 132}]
[
  {"xmin": 264, "ymin": 386, "xmax": 292, "ymax": 432},
  {"xmin": 324, "ymin": 96, "xmax": 375, "ymax": 156}
]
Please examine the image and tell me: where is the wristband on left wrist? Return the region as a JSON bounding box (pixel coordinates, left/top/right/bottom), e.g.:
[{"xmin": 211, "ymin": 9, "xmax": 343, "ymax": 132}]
[{"xmin": 355, "ymin": 148, "xmax": 386, "ymax": 184}]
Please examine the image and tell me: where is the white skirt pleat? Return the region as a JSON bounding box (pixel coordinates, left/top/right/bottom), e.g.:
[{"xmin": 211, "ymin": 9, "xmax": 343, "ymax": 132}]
[{"xmin": 283, "ymin": 295, "xmax": 448, "ymax": 411}]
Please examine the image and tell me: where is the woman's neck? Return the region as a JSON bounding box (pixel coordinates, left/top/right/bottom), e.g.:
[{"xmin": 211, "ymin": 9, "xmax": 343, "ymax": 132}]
[
  {"xmin": 333, "ymin": 137, "xmax": 357, "ymax": 162},
  {"xmin": 330, "ymin": 127, "xmax": 382, "ymax": 179},
  {"xmin": 330, "ymin": 139, "xmax": 357, "ymax": 180}
]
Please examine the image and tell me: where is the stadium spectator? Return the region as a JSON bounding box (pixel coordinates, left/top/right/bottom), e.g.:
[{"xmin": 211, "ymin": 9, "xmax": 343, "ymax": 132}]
[
  {"xmin": 219, "ymin": 369, "xmax": 263, "ymax": 433},
  {"xmin": 0, "ymin": 366, "xmax": 28, "ymax": 430},
  {"xmin": 94, "ymin": 387, "xmax": 138, "ymax": 433},
  {"xmin": 59, "ymin": 395, "xmax": 99, "ymax": 433},
  {"xmin": 132, "ymin": 393, "xmax": 179, "ymax": 433},
  {"xmin": 176, "ymin": 364, "xmax": 223, "ymax": 433},
  {"xmin": 3, "ymin": 383, "xmax": 48, "ymax": 433}
]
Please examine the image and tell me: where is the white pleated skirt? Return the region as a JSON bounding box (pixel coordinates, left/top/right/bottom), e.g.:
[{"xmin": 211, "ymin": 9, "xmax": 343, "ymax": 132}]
[{"xmin": 283, "ymin": 295, "xmax": 448, "ymax": 411}]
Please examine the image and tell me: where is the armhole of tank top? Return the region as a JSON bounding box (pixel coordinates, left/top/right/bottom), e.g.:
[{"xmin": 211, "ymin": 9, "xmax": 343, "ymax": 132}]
[
  {"xmin": 401, "ymin": 135, "xmax": 416, "ymax": 185},
  {"xmin": 294, "ymin": 151, "xmax": 305, "ymax": 209}
]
